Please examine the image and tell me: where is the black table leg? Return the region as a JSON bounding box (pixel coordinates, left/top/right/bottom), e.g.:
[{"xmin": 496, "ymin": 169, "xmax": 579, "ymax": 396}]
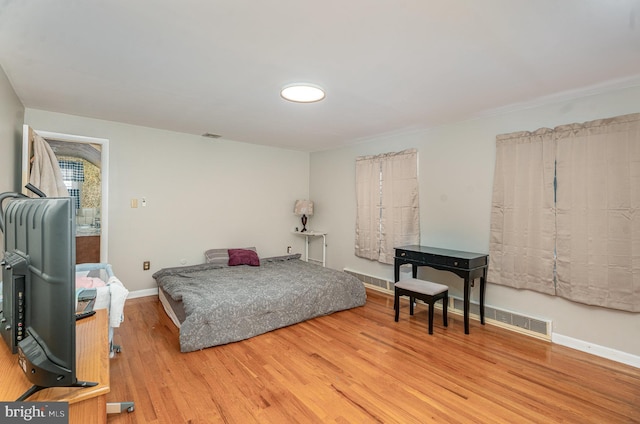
[
  {"xmin": 464, "ymin": 277, "xmax": 470, "ymax": 334},
  {"xmin": 480, "ymin": 270, "xmax": 487, "ymax": 325},
  {"xmin": 394, "ymin": 261, "xmax": 400, "ymax": 282}
]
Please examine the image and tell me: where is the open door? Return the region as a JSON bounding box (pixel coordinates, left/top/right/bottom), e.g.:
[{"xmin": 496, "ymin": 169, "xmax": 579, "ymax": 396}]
[
  {"xmin": 21, "ymin": 125, "xmax": 110, "ymax": 263},
  {"xmin": 20, "ymin": 125, "xmax": 34, "ymax": 196}
]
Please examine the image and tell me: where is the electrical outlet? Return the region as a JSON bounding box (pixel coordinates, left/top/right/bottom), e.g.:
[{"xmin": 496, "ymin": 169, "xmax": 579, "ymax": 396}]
[
  {"xmin": 287, "ymin": 246, "xmax": 292, "ymax": 254},
  {"xmin": 143, "ymin": 261, "xmax": 150, "ymax": 271}
]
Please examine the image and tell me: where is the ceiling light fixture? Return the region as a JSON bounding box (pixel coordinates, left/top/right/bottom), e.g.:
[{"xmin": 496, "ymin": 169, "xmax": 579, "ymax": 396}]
[{"xmin": 280, "ymin": 83, "xmax": 325, "ymax": 103}]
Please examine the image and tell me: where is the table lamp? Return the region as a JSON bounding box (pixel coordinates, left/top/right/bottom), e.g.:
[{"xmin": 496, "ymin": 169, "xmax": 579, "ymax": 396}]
[{"xmin": 293, "ymin": 200, "xmax": 314, "ymax": 232}]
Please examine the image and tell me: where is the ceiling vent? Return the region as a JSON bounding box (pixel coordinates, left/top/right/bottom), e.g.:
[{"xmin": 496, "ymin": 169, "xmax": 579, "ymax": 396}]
[{"xmin": 201, "ymin": 133, "xmax": 222, "ymax": 139}]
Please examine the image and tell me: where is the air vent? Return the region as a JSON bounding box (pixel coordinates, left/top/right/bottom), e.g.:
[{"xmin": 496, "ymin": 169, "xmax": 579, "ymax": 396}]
[
  {"xmin": 451, "ymin": 297, "xmax": 551, "ymax": 339},
  {"xmin": 201, "ymin": 133, "xmax": 222, "ymax": 139}
]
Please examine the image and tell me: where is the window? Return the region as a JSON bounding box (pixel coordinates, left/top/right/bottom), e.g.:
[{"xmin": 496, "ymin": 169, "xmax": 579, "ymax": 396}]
[
  {"xmin": 355, "ymin": 149, "xmax": 420, "ymax": 264},
  {"xmin": 58, "ymin": 159, "xmax": 85, "ymax": 210}
]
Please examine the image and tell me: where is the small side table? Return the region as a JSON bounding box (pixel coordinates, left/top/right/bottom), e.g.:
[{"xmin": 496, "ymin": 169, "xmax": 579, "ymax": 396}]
[{"xmin": 293, "ymin": 231, "xmax": 327, "ymax": 267}]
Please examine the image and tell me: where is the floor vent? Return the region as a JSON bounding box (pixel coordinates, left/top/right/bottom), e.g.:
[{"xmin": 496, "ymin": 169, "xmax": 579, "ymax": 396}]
[
  {"xmin": 450, "ymin": 297, "xmax": 551, "ymax": 340},
  {"xmin": 344, "ymin": 268, "xmax": 552, "ymax": 340},
  {"xmin": 343, "ymin": 269, "xmax": 393, "ymax": 291}
]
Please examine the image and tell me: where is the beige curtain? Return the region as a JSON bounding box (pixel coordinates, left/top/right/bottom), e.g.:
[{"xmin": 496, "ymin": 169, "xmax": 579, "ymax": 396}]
[
  {"xmin": 488, "ymin": 129, "xmax": 557, "ymax": 295},
  {"xmin": 555, "ymin": 114, "xmax": 640, "ymax": 312},
  {"xmin": 490, "ymin": 113, "xmax": 640, "ymax": 312},
  {"xmin": 355, "ymin": 155, "xmax": 382, "ymax": 260},
  {"xmin": 355, "ymin": 149, "xmax": 420, "ymax": 264}
]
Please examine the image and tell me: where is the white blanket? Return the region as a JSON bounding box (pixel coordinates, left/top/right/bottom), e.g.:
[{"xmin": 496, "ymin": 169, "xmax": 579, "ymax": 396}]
[{"xmin": 107, "ymin": 276, "xmax": 129, "ymax": 328}]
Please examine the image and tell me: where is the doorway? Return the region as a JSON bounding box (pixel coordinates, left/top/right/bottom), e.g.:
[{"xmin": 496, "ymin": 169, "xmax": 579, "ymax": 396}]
[{"xmin": 21, "ymin": 125, "xmax": 109, "ymax": 263}]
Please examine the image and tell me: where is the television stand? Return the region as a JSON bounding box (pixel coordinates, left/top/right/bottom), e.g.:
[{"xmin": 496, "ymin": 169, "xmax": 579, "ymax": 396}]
[{"xmin": 1, "ymin": 310, "xmax": 111, "ymax": 423}]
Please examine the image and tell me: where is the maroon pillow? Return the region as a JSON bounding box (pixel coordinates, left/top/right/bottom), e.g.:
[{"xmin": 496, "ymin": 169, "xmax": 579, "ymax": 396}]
[{"xmin": 228, "ymin": 248, "xmax": 260, "ymax": 266}]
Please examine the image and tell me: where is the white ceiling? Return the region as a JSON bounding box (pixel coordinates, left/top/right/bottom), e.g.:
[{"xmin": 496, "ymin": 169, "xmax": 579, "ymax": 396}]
[{"xmin": 1, "ymin": 1, "xmax": 640, "ymax": 152}]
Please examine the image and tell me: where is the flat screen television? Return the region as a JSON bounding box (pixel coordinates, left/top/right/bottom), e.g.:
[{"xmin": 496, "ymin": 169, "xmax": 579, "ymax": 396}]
[{"xmin": 1, "ymin": 195, "xmax": 95, "ymax": 400}]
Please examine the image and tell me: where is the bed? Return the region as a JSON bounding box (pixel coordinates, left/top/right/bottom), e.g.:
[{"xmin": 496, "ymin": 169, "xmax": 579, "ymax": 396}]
[{"xmin": 152, "ymin": 253, "xmax": 366, "ymax": 352}]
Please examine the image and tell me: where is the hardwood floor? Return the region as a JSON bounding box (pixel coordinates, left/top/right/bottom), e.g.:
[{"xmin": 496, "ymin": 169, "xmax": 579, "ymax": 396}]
[{"xmin": 106, "ymin": 289, "xmax": 640, "ymax": 423}]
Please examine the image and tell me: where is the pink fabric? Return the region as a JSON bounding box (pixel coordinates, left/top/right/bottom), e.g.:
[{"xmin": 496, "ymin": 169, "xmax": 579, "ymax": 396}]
[
  {"xmin": 228, "ymin": 249, "xmax": 260, "ymax": 266},
  {"xmin": 76, "ymin": 276, "xmax": 107, "ymax": 288}
]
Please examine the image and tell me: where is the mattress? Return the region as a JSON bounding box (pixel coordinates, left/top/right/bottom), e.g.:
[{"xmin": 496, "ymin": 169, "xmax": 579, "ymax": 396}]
[{"xmin": 158, "ymin": 286, "xmax": 185, "ymax": 328}]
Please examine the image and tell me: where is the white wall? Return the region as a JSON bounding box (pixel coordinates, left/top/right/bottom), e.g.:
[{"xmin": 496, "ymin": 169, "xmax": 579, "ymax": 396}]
[
  {"xmin": 0, "ymin": 65, "xmax": 24, "ymax": 193},
  {"xmin": 310, "ymin": 85, "xmax": 640, "ymax": 360},
  {"xmin": 0, "ymin": 65, "xmax": 25, "ymax": 249},
  {"xmin": 24, "ymin": 109, "xmax": 310, "ymax": 293}
]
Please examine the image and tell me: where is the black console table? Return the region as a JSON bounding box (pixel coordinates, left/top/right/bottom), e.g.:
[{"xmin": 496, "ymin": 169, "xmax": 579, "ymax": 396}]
[{"xmin": 394, "ymin": 245, "xmax": 489, "ymax": 334}]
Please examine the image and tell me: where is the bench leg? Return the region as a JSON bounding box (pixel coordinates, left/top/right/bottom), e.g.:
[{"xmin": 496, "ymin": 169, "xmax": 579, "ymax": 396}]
[
  {"xmin": 443, "ymin": 293, "xmax": 448, "ymax": 327},
  {"xmin": 428, "ymin": 301, "xmax": 435, "ymax": 334}
]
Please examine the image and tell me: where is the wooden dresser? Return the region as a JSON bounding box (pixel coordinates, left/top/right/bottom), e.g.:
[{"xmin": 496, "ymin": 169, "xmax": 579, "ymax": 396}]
[{"xmin": 0, "ymin": 309, "xmax": 110, "ymax": 424}]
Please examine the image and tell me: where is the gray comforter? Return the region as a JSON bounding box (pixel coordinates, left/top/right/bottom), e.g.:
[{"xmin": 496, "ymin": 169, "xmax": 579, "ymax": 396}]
[{"xmin": 152, "ymin": 255, "xmax": 366, "ymax": 352}]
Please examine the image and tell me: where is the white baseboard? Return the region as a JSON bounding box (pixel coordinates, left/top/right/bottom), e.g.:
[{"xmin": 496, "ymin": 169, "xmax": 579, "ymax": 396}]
[
  {"xmin": 128, "ymin": 287, "xmax": 158, "ymax": 299},
  {"xmin": 552, "ymin": 333, "xmax": 640, "ymax": 369}
]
